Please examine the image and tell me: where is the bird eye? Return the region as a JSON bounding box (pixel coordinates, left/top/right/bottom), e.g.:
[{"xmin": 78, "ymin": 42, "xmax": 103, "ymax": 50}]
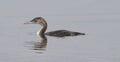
[{"xmin": 34, "ymin": 20, "xmax": 37, "ymax": 22}]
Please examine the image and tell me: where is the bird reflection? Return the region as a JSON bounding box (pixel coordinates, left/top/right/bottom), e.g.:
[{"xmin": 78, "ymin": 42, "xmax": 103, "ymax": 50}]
[
  {"xmin": 33, "ymin": 34, "xmax": 47, "ymax": 51},
  {"xmin": 25, "ymin": 33, "xmax": 47, "ymax": 54}
]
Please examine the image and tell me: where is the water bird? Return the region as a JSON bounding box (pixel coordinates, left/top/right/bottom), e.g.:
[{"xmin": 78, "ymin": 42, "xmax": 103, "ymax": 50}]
[{"xmin": 28, "ymin": 17, "xmax": 85, "ymax": 37}]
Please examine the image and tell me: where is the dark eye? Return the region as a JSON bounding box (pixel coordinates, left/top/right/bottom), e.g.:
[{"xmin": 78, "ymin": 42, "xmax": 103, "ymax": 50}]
[{"xmin": 34, "ymin": 20, "xmax": 37, "ymax": 22}]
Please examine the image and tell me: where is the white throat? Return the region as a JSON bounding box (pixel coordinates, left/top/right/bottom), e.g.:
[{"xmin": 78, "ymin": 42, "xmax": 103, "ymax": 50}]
[{"xmin": 37, "ymin": 30, "xmax": 40, "ymax": 37}]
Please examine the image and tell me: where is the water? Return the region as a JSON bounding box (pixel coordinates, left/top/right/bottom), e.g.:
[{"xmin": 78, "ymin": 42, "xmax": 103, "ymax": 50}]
[{"xmin": 0, "ymin": 15, "xmax": 120, "ymax": 62}]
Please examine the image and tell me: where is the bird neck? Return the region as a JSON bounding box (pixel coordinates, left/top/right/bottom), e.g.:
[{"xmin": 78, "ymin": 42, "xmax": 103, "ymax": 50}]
[
  {"xmin": 39, "ymin": 20, "xmax": 47, "ymax": 38},
  {"xmin": 40, "ymin": 26, "xmax": 47, "ymax": 36}
]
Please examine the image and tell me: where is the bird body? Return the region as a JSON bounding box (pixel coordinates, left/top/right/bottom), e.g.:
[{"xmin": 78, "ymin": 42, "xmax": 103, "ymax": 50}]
[
  {"xmin": 45, "ymin": 30, "xmax": 85, "ymax": 37},
  {"xmin": 30, "ymin": 17, "xmax": 85, "ymax": 37}
]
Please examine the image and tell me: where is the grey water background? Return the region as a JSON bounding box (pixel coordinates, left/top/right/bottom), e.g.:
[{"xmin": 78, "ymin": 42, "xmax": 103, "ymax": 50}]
[{"xmin": 0, "ymin": 0, "xmax": 120, "ymax": 62}]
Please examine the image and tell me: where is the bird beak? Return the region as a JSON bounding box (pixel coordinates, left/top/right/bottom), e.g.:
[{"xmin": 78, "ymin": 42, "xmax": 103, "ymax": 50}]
[{"xmin": 24, "ymin": 20, "xmax": 34, "ymax": 24}]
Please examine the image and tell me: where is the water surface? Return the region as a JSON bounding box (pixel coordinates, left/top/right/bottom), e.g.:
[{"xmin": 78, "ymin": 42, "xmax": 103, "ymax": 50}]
[{"xmin": 0, "ymin": 15, "xmax": 120, "ymax": 62}]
